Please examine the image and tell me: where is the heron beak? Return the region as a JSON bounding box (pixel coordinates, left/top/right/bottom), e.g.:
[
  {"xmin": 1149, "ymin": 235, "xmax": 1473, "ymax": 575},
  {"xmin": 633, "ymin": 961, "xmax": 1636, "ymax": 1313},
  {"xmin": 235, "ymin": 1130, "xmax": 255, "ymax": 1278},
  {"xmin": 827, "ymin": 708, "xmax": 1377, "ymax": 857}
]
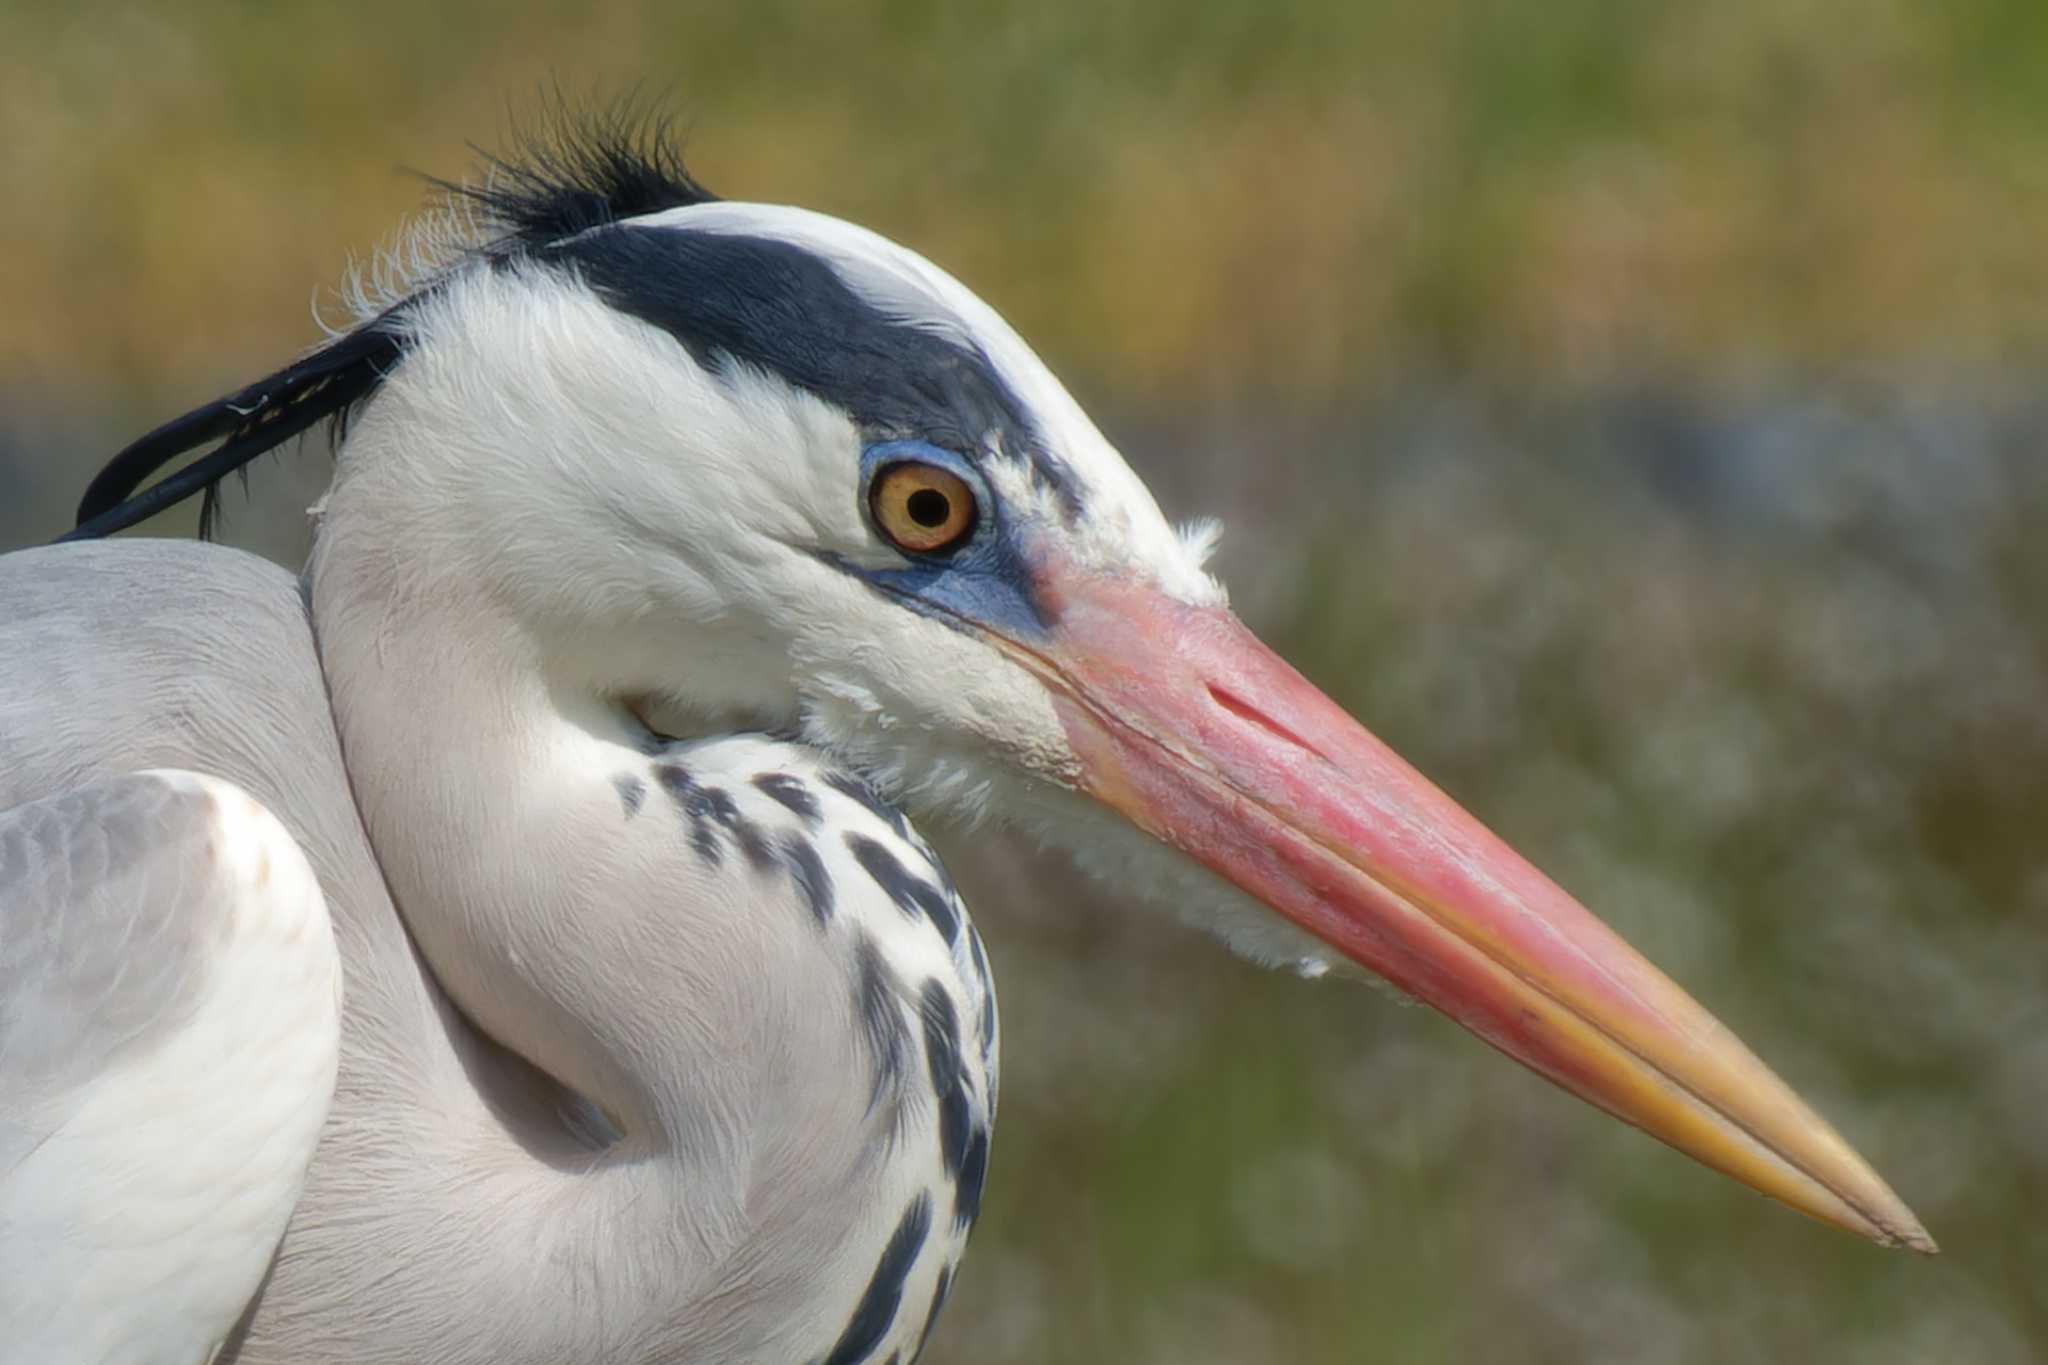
[{"xmin": 1017, "ymin": 564, "xmax": 1934, "ymax": 1252}]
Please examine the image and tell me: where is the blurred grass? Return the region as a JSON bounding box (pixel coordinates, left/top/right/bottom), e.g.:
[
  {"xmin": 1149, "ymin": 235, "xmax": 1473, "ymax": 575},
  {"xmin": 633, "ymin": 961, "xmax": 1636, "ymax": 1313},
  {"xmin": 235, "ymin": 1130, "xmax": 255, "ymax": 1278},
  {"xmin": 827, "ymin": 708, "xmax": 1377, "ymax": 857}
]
[
  {"xmin": 4, "ymin": 4, "xmax": 2047, "ymax": 1363},
  {"xmin": 6, "ymin": 0, "xmax": 2048, "ymax": 406},
  {"xmin": 960, "ymin": 393, "xmax": 2048, "ymax": 1363}
]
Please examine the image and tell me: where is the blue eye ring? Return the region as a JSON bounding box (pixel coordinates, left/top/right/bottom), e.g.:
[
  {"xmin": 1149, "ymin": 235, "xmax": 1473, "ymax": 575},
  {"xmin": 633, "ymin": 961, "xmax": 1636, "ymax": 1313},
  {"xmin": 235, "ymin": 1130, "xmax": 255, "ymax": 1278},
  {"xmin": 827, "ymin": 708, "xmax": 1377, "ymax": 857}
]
[{"xmin": 831, "ymin": 441, "xmax": 1049, "ymax": 638}]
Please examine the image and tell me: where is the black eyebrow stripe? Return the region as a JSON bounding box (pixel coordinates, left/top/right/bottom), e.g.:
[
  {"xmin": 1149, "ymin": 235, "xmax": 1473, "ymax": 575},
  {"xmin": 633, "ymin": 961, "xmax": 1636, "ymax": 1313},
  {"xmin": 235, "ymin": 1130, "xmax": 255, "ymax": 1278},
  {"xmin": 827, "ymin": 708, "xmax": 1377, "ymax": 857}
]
[{"xmin": 543, "ymin": 224, "xmax": 1083, "ymax": 517}]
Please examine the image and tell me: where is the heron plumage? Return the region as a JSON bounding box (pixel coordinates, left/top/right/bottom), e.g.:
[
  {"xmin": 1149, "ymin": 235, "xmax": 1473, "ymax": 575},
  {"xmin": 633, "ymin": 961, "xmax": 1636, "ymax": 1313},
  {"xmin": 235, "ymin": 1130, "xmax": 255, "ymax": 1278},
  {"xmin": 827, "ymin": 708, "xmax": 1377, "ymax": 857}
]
[
  {"xmin": 4, "ymin": 121, "xmax": 1253, "ymax": 1359},
  {"xmin": 1, "ymin": 543, "xmax": 992, "ymax": 1363},
  {"xmin": 2, "ymin": 106, "xmax": 1931, "ymax": 1364}
]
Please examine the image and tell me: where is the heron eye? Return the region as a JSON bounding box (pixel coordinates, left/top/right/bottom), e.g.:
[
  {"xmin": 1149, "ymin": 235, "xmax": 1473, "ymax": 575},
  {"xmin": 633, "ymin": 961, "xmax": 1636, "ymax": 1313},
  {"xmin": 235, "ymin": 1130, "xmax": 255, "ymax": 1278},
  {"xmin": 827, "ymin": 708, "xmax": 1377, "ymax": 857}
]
[{"xmin": 870, "ymin": 462, "xmax": 977, "ymax": 553}]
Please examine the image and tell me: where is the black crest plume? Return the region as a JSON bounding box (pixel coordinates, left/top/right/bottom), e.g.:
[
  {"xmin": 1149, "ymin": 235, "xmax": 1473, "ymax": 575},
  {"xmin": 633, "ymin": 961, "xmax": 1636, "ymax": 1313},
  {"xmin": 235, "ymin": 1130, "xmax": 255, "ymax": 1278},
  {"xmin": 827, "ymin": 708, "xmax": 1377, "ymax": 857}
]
[
  {"xmin": 61, "ymin": 103, "xmax": 718, "ymax": 544},
  {"xmin": 442, "ymin": 99, "xmax": 717, "ymax": 255}
]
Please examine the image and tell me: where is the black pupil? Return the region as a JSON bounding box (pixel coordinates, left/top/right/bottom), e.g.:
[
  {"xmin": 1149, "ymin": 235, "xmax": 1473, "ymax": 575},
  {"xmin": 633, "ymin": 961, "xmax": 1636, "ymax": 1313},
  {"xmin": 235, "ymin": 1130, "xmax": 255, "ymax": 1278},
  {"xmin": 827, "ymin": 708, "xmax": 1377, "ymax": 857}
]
[{"xmin": 905, "ymin": 487, "xmax": 952, "ymax": 529}]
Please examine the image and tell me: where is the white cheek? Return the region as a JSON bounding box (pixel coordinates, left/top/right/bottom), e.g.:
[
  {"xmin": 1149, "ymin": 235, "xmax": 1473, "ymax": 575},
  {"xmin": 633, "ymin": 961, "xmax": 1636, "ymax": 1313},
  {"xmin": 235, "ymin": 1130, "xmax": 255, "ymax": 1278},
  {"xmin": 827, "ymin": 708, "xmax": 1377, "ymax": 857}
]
[{"xmin": 791, "ymin": 609, "xmax": 1076, "ymax": 823}]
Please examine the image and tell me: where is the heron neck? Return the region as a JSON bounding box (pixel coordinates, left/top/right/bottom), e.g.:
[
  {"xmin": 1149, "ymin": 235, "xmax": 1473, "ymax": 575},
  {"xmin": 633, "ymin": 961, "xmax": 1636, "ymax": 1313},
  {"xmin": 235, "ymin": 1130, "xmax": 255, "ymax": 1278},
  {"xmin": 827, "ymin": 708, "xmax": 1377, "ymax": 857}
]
[
  {"xmin": 292, "ymin": 411, "xmax": 986, "ymax": 1361},
  {"xmin": 304, "ymin": 482, "xmax": 871, "ymax": 1257}
]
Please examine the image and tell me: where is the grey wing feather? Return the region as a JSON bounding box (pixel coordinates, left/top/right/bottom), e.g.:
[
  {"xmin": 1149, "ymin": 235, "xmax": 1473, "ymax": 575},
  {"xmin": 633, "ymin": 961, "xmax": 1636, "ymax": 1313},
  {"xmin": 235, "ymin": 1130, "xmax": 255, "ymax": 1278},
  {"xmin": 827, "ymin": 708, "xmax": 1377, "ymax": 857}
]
[{"xmin": 0, "ymin": 773, "xmax": 228, "ymax": 1170}]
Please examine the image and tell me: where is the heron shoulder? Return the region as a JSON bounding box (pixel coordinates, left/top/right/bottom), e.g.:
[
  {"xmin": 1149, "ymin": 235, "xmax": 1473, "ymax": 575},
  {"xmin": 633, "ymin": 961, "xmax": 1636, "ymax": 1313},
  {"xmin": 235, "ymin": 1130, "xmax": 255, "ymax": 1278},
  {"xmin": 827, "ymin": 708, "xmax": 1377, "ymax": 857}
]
[
  {"xmin": 0, "ymin": 769, "xmax": 340, "ymax": 1363},
  {"xmin": 0, "ymin": 539, "xmax": 374, "ymax": 884}
]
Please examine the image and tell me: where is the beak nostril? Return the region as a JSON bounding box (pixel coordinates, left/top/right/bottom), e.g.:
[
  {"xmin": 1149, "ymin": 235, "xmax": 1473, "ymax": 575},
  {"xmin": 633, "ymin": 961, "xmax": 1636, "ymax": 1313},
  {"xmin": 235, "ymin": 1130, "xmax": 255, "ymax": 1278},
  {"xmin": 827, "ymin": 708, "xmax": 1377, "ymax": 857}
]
[{"xmin": 1205, "ymin": 682, "xmax": 1332, "ymax": 765}]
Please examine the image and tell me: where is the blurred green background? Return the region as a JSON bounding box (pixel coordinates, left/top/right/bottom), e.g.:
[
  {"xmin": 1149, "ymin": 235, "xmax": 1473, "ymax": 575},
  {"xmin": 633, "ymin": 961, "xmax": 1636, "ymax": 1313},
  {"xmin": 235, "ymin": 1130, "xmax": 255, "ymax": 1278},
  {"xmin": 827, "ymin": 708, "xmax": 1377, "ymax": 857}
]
[{"xmin": 3, "ymin": 2, "xmax": 2045, "ymax": 1361}]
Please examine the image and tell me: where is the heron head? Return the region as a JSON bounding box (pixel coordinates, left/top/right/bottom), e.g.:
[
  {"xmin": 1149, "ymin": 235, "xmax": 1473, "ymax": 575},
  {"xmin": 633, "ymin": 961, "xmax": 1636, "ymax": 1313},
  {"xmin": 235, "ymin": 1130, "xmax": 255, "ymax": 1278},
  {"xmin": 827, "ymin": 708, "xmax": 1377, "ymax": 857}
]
[
  {"xmin": 74, "ymin": 124, "xmax": 1932, "ymax": 1256},
  {"xmin": 327, "ymin": 194, "xmax": 1236, "ymax": 836}
]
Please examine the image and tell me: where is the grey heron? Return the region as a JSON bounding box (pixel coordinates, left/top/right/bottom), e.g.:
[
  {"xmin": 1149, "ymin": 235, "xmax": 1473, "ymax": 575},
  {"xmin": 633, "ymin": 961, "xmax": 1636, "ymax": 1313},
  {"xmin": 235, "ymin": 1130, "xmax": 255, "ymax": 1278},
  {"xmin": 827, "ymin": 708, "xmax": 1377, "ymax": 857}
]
[{"xmin": 0, "ymin": 119, "xmax": 1932, "ymax": 1365}]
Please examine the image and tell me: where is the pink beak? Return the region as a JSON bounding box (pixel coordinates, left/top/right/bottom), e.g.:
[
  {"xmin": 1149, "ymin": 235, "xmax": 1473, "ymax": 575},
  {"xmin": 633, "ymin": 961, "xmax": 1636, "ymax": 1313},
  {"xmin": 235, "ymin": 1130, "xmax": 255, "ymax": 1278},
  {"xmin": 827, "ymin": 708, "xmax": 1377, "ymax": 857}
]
[{"xmin": 1010, "ymin": 560, "xmax": 1932, "ymax": 1251}]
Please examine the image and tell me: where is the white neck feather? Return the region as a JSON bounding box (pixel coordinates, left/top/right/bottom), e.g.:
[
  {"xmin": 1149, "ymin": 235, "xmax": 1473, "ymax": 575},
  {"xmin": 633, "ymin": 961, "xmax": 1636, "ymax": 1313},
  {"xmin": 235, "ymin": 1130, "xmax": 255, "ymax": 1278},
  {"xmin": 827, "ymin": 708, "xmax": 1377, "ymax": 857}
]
[{"xmin": 292, "ymin": 432, "xmax": 916, "ymax": 1363}]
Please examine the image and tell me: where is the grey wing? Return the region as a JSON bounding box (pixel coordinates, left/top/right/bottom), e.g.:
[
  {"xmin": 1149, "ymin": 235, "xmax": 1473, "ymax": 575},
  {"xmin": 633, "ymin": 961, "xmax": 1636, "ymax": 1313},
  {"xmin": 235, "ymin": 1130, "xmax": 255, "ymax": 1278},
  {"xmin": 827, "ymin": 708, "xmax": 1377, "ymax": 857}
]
[
  {"xmin": 0, "ymin": 769, "xmax": 342, "ymax": 1363},
  {"xmin": 1, "ymin": 772, "xmax": 238, "ymax": 1149}
]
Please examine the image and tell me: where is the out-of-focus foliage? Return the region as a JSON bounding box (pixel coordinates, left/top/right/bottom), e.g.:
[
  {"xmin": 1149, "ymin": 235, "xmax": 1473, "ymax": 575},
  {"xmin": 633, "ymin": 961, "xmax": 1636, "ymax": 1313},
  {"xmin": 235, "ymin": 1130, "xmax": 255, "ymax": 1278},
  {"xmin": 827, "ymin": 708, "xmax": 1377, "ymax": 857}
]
[
  {"xmin": 2, "ymin": 4, "xmax": 2044, "ymax": 1362},
  {"xmin": 6, "ymin": 0, "xmax": 2048, "ymax": 403},
  {"xmin": 965, "ymin": 390, "xmax": 2048, "ymax": 1363}
]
